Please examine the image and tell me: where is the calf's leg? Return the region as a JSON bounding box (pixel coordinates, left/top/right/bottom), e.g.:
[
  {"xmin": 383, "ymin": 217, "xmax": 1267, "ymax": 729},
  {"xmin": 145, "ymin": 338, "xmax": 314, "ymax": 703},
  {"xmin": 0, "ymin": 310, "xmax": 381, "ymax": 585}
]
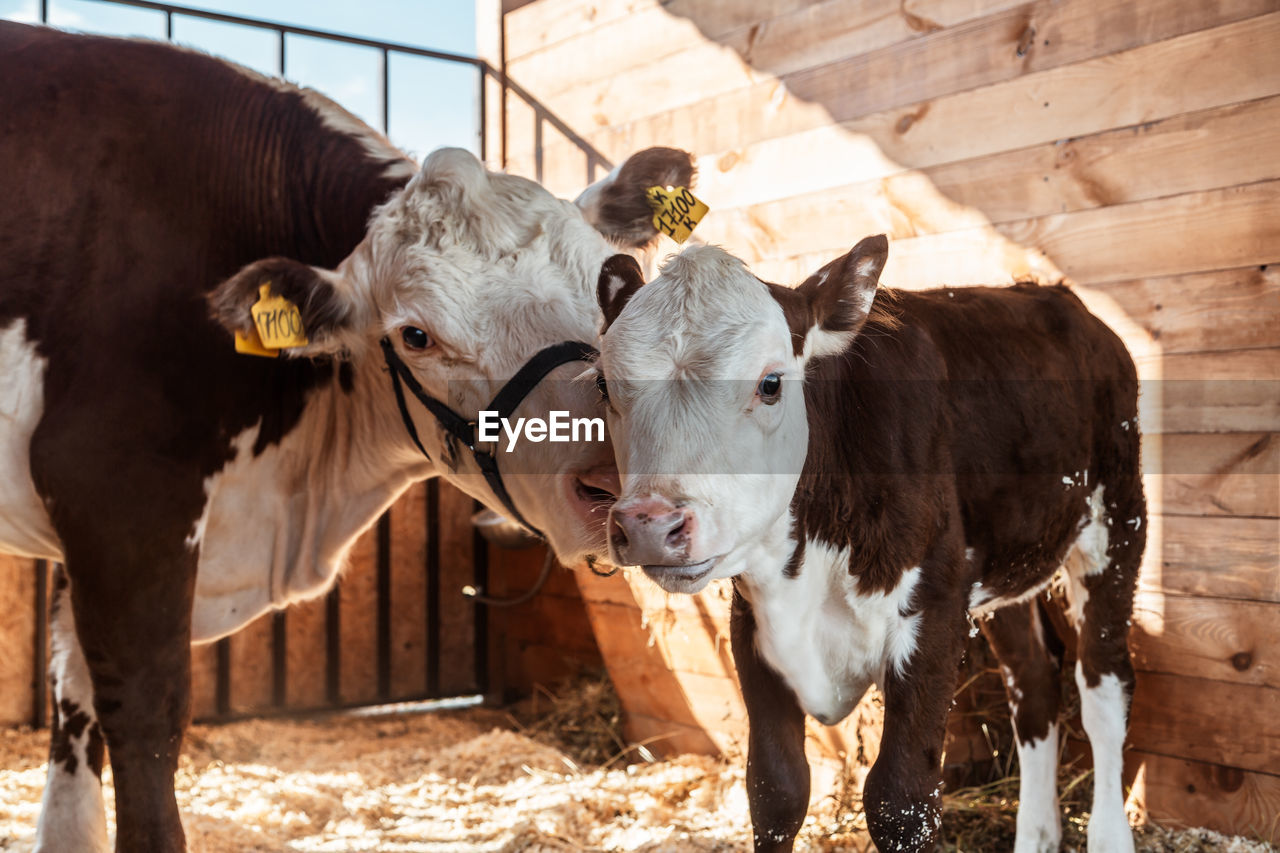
[
  {"xmin": 731, "ymin": 590, "xmax": 810, "ymax": 853},
  {"xmin": 864, "ymin": 596, "xmax": 968, "ymax": 853},
  {"xmin": 35, "ymin": 566, "xmax": 109, "ymax": 853},
  {"xmin": 1063, "ymin": 481, "xmax": 1143, "ymax": 853},
  {"xmin": 979, "ymin": 601, "xmax": 1062, "ymax": 853}
]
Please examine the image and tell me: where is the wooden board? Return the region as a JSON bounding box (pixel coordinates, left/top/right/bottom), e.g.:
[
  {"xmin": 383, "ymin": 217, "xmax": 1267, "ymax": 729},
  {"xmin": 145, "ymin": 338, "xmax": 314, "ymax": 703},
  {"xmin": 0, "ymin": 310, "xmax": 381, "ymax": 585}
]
[
  {"xmin": 389, "ymin": 483, "xmax": 428, "ymax": 699},
  {"xmin": 189, "ymin": 639, "xmax": 219, "ymax": 721},
  {"xmin": 1128, "ymin": 750, "xmax": 1280, "ymax": 843},
  {"xmin": 1140, "ymin": 515, "xmax": 1280, "ymax": 603},
  {"xmin": 509, "ymin": 0, "xmax": 1274, "ymax": 153},
  {"xmin": 513, "ymin": 13, "xmax": 1280, "ymax": 198},
  {"xmin": 1142, "ymin": 348, "xmax": 1280, "ymax": 434},
  {"xmin": 1147, "ymin": 432, "xmax": 1279, "ymax": 519},
  {"xmin": 0, "ymin": 556, "xmax": 38, "ymax": 726},
  {"xmin": 338, "ymin": 523, "xmax": 379, "ymax": 705},
  {"xmin": 1131, "ymin": 591, "xmax": 1279, "ymax": 689},
  {"xmin": 226, "ymin": 610, "xmax": 275, "ymax": 714},
  {"xmin": 436, "ymin": 484, "xmax": 479, "ymax": 694},
  {"xmin": 283, "ymin": 594, "xmax": 328, "ymax": 709},
  {"xmin": 1128, "ymin": 670, "xmax": 1280, "ymax": 776}
]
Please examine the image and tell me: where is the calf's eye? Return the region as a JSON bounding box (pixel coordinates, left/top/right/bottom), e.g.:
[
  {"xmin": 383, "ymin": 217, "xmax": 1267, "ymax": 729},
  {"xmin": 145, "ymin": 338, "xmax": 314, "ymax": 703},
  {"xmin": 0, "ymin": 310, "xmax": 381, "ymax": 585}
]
[
  {"xmin": 595, "ymin": 372, "xmax": 610, "ymax": 403},
  {"xmin": 757, "ymin": 372, "xmax": 782, "ymax": 404},
  {"xmin": 401, "ymin": 326, "xmax": 433, "ymax": 351}
]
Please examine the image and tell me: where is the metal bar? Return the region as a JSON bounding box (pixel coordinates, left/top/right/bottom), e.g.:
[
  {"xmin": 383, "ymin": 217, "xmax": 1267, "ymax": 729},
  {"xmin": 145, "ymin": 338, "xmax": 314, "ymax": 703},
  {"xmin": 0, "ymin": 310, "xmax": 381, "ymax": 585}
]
[
  {"xmin": 477, "ymin": 64, "xmax": 486, "ymax": 161},
  {"xmin": 380, "ymin": 48, "xmax": 390, "ymax": 135},
  {"xmin": 471, "ymin": 503, "xmax": 490, "ymax": 696},
  {"xmin": 77, "ymin": 0, "xmax": 484, "ymax": 66},
  {"xmin": 534, "ymin": 114, "xmax": 543, "ymax": 184},
  {"xmin": 164, "ymin": 9, "xmax": 171, "ymax": 40},
  {"xmin": 271, "ymin": 611, "xmax": 287, "ymax": 707},
  {"xmin": 375, "ymin": 512, "xmax": 392, "ymax": 700},
  {"xmin": 325, "ymin": 587, "xmax": 341, "ymax": 704},
  {"xmin": 425, "ymin": 479, "xmax": 440, "ymax": 697},
  {"xmin": 215, "ymin": 637, "xmax": 231, "ymax": 715},
  {"xmin": 32, "ymin": 561, "xmax": 48, "ymax": 728},
  {"xmin": 39, "ymin": 0, "xmax": 47, "ymax": 23},
  {"xmin": 278, "ymin": 29, "xmax": 286, "ymax": 76}
]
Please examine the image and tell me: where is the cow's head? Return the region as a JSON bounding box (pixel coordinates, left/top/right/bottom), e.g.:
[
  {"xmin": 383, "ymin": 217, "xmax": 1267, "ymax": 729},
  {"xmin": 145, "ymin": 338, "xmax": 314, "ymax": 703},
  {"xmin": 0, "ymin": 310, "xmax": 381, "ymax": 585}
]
[
  {"xmin": 595, "ymin": 236, "xmax": 887, "ymax": 592},
  {"xmin": 209, "ymin": 146, "xmax": 695, "ymax": 566}
]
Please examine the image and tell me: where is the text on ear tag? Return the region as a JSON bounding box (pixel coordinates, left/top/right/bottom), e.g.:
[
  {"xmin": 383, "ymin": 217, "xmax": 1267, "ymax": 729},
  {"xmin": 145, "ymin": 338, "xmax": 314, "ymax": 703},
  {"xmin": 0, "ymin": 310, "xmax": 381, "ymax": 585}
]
[
  {"xmin": 250, "ymin": 282, "xmax": 309, "ymax": 349},
  {"xmin": 646, "ymin": 185, "xmax": 708, "ymax": 243},
  {"xmin": 234, "ymin": 327, "xmax": 279, "ymax": 358}
]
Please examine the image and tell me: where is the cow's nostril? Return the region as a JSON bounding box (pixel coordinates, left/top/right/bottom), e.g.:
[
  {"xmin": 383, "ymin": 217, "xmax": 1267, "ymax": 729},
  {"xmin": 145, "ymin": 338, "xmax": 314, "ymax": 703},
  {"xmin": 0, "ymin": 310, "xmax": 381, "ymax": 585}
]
[
  {"xmin": 609, "ymin": 515, "xmax": 629, "ymax": 550},
  {"xmin": 665, "ymin": 517, "xmax": 687, "ymax": 546}
]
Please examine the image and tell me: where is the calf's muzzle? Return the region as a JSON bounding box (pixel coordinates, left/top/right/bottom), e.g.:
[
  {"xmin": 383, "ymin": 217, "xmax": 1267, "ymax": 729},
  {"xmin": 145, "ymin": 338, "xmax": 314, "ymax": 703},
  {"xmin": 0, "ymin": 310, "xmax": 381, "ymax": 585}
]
[{"xmin": 609, "ymin": 494, "xmax": 697, "ymax": 568}]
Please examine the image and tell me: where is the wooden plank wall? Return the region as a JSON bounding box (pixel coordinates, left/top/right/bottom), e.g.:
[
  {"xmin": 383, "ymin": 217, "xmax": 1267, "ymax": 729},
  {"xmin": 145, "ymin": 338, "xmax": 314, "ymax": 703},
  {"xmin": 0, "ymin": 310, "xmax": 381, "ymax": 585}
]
[{"xmin": 502, "ymin": 0, "xmax": 1280, "ymax": 839}]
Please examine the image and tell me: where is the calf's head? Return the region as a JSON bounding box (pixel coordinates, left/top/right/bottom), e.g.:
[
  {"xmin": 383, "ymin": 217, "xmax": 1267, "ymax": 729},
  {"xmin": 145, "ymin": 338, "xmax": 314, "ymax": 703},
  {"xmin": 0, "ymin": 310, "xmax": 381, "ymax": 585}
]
[
  {"xmin": 210, "ymin": 146, "xmax": 694, "ymax": 566},
  {"xmin": 596, "ymin": 236, "xmax": 887, "ymax": 592}
]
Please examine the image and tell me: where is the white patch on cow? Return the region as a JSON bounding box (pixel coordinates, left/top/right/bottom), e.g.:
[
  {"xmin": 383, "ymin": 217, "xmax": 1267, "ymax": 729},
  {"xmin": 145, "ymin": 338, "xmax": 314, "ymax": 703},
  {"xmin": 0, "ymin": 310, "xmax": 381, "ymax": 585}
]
[
  {"xmin": 1063, "ymin": 485, "xmax": 1110, "ymax": 625},
  {"xmin": 295, "ymin": 86, "xmax": 418, "ymax": 180},
  {"xmin": 1077, "ymin": 666, "xmax": 1135, "ymax": 853},
  {"xmin": 0, "ymin": 320, "xmax": 63, "ymax": 560},
  {"xmin": 1013, "ymin": 724, "xmax": 1062, "ymax": 853},
  {"xmin": 36, "ymin": 578, "xmax": 109, "ymax": 853},
  {"xmin": 189, "ymin": 405, "xmax": 423, "ymax": 642},
  {"xmin": 740, "ymin": 538, "xmax": 922, "ymax": 726}
]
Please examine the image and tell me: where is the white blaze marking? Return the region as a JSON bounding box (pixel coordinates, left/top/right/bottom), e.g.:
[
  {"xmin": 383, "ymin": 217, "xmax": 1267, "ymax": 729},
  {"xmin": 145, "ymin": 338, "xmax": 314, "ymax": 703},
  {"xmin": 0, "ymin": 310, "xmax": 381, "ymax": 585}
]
[
  {"xmin": 1013, "ymin": 725, "xmax": 1062, "ymax": 853},
  {"xmin": 1077, "ymin": 667, "xmax": 1135, "ymax": 853}
]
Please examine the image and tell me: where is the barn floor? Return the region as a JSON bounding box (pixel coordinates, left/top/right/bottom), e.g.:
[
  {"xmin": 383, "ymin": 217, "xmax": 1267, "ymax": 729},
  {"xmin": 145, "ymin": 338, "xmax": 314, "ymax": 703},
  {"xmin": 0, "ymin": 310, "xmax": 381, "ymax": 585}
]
[{"xmin": 0, "ymin": 688, "xmax": 1272, "ymax": 852}]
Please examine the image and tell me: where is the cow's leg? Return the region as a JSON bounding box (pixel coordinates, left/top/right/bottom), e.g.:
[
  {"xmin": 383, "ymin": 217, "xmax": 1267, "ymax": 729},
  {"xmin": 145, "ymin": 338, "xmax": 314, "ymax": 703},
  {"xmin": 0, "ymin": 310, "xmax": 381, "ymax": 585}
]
[
  {"xmin": 35, "ymin": 566, "xmax": 110, "ymax": 853},
  {"xmin": 60, "ymin": 540, "xmax": 196, "ymax": 853},
  {"xmin": 1063, "ymin": 481, "xmax": 1144, "ymax": 853},
  {"xmin": 864, "ymin": 591, "xmax": 968, "ymax": 853},
  {"xmin": 730, "ymin": 590, "xmax": 810, "ymax": 853},
  {"xmin": 979, "ymin": 601, "xmax": 1062, "ymax": 853}
]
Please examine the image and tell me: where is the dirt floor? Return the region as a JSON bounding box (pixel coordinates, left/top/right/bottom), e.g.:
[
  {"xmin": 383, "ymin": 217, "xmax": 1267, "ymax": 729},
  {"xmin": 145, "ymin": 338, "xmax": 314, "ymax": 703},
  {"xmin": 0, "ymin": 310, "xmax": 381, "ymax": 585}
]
[{"xmin": 0, "ymin": 686, "xmax": 1274, "ymax": 852}]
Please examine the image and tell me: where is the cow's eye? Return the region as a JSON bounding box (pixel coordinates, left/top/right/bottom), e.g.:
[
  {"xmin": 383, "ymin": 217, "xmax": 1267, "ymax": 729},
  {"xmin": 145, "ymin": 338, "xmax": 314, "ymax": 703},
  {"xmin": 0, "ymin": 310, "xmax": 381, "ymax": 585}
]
[
  {"xmin": 757, "ymin": 372, "xmax": 782, "ymax": 405},
  {"xmin": 401, "ymin": 326, "xmax": 433, "ymax": 351},
  {"xmin": 595, "ymin": 372, "xmax": 610, "ymax": 403}
]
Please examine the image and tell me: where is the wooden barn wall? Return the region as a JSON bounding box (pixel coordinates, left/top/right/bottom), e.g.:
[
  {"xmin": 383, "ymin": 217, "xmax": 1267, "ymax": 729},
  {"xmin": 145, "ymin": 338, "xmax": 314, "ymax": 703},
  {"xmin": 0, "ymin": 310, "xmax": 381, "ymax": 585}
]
[{"xmin": 500, "ymin": 0, "xmax": 1280, "ymax": 839}]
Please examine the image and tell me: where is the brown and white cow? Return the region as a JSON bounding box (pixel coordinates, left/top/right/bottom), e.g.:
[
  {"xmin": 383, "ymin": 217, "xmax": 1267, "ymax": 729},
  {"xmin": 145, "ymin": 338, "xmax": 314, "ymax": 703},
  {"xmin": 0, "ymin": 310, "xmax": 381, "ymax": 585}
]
[
  {"xmin": 594, "ymin": 238, "xmax": 1145, "ymax": 852},
  {"xmin": 0, "ymin": 22, "xmax": 691, "ymax": 852}
]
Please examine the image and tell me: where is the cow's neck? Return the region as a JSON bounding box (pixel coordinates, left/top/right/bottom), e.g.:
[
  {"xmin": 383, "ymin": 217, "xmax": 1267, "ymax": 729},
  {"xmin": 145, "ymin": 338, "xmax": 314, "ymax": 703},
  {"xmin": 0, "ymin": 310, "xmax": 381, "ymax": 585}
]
[{"xmin": 190, "ymin": 351, "xmax": 431, "ymax": 642}]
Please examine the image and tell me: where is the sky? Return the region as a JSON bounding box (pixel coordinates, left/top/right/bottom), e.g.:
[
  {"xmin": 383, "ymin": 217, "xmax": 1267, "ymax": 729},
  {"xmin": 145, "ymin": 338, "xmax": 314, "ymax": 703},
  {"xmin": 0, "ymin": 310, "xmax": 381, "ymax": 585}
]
[{"xmin": 0, "ymin": 0, "xmax": 479, "ymax": 160}]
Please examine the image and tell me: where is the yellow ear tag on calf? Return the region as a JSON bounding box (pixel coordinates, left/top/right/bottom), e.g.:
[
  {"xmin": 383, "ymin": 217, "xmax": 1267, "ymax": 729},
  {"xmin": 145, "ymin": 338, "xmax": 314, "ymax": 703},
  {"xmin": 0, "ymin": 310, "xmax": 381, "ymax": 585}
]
[
  {"xmin": 646, "ymin": 185, "xmax": 709, "ymax": 243},
  {"xmin": 234, "ymin": 327, "xmax": 279, "ymax": 358},
  {"xmin": 249, "ymin": 282, "xmax": 309, "ymax": 350}
]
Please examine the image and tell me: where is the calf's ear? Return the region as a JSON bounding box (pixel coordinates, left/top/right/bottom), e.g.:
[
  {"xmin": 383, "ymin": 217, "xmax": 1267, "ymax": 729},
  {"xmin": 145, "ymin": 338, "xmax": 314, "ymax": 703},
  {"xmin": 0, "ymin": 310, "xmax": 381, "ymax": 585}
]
[
  {"xmin": 209, "ymin": 257, "xmax": 358, "ymax": 357},
  {"xmin": 575, "ymin": 147, "xmax": 696, "ymax": 248},
  {"xmin": 597, "ymin": 254, "xmax": 646, "ymax": 334},
  {"xmin": 794, "ymin": 234, "xmax": 888, "ymax": 359}
]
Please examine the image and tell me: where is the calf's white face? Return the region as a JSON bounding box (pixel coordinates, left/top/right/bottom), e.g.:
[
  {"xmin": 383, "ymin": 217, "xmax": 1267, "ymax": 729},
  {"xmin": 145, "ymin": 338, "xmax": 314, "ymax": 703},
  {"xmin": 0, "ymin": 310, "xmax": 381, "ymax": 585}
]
[
  {"xmin": 597, "ymin": 238, "xmax": 887, "ymax": 591},
  {"xmin": 210, "ymin": 147, "xmax": 694, "ymax": 566}
]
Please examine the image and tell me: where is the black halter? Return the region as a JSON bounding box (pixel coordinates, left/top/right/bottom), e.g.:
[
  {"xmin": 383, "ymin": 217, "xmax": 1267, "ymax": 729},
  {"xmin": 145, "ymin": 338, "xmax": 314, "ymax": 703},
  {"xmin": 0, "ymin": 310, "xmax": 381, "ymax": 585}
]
[{"xmin": 379, "ymin": 336, "xmax": 599, "ymax": 538}]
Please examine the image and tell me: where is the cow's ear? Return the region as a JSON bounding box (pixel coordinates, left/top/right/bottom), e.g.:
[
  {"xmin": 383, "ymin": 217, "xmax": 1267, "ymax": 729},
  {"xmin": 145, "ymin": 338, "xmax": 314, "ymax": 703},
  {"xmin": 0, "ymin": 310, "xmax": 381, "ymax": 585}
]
[
  {"xmin": 795, "ymin": 235, "xmax": 887, "ymax": 359},
  {"xmin": 598, "ymin": 254, "xmax": 646, "ymax": 334},
  {"xmin": 575, "ymin": 147, "xmax": 696, "ymax": 248},
  {"xmin": 209, "ymin": 257, "xmax": 357, "ymax": 357}
]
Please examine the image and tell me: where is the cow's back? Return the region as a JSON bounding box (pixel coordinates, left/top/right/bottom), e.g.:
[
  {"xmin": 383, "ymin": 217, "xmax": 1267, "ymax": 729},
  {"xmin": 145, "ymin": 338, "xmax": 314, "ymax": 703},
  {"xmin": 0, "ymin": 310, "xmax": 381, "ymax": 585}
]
[
  {"xmin": 801, "ymin": 282, "xmax": 1140, "ymax": 595},
  {"xmin": 897, "ymin": 283, "xmax": 1140, "ymax": 593}
]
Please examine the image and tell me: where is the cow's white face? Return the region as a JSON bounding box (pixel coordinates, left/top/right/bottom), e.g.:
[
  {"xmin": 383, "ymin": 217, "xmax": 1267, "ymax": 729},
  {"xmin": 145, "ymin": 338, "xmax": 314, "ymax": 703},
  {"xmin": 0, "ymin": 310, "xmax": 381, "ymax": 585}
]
[
  {"xmin": 211, "ymin": 147, "xmax": 695, "ymax": 566},
  {"xmin": 597, "ymin": 238, "xmax": 887, "ymax": 592}
]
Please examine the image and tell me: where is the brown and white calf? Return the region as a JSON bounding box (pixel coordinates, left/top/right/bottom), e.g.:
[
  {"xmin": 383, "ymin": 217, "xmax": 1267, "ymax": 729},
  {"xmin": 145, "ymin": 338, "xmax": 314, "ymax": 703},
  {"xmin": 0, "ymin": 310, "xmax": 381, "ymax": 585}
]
[
  {"xmin": 594, "ymin": 237, "xmax": 1145, "ymax": 852},
  {"xmin": 0, "ymin": 21, "xmax": 692, "ymax": 852}
]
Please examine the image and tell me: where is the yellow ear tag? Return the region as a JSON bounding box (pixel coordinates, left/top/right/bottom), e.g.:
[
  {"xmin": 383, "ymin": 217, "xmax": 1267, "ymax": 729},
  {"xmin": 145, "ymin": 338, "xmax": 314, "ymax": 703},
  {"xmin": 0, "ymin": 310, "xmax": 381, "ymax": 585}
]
[
  {"xmin": 249, "ymin": 282, "xmax": 309, "ymax": 350},
  {"xmin": 646, "ymin": 185, "xmax": 709, "ymax": 243},
  {"xmin": 234, "ymin": 327, "xmax": 279, "ymax": 358}
]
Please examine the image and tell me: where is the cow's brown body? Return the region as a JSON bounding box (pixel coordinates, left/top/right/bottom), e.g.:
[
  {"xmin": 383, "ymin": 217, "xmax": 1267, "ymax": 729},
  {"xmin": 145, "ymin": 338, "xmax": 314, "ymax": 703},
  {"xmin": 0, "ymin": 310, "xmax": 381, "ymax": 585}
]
[{"xmin": 0, "ymin": 22, "xmax": 410, "ymax": 851}]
